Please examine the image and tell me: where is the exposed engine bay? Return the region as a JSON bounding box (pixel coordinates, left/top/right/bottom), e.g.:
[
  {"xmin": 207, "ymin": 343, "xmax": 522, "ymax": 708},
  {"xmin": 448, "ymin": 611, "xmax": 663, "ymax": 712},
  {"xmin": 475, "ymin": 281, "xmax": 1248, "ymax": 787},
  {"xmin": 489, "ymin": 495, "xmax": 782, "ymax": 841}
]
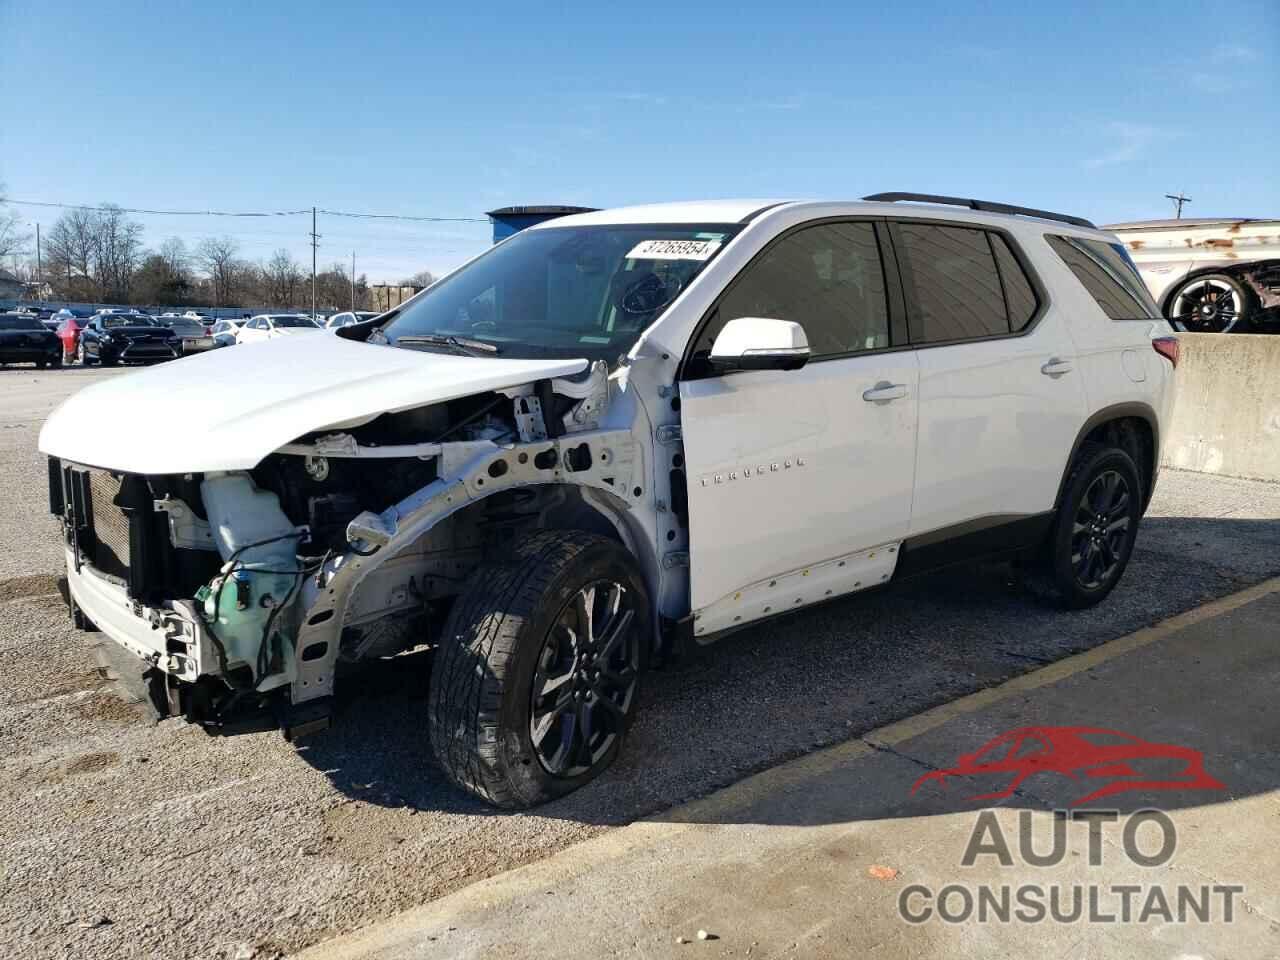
[{"xmin": 48, "ymin": 359, "xmax": 653, "ymax": 737}]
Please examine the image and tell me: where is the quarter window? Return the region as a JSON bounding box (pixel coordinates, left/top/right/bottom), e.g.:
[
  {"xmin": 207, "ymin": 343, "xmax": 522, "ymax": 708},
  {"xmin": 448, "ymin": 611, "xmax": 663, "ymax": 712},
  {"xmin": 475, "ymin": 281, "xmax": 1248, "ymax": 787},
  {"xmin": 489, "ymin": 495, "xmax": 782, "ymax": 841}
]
[
  {"xmin": 991, "ymin": 234, "xmax": 1039, "ymax": 331},
  {"xmin": 703, "ymin": 221, "xmax": 890, "ymax": 362},
  {"xmin": 1047, "ymin": 235, "xmax": 1160, "ymax": 320},
  {"xmin": 896, "ymin": 224, "xmax": 1008, "ymax": 343}
]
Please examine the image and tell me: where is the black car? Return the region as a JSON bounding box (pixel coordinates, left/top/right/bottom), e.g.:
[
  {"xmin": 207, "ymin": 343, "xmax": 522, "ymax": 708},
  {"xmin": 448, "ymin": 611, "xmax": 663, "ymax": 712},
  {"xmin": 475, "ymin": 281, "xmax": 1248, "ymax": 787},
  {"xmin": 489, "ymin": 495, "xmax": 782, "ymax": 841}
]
[
  {"xmin": 0, "ymin": 313, "xmax": 63, "ymax": 368},
  {"xmin": 77, "ymin": 315, "xmax": 180, "ymax": 366}
]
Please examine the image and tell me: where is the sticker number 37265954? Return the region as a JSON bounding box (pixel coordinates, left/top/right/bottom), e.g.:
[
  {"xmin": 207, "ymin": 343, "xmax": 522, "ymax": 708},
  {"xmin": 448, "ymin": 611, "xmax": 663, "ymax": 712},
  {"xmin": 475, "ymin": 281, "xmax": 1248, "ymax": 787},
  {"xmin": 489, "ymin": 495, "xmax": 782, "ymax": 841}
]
[{"xmin": 625, "ymin": 239, "xmax": 722, "ymax": 261}]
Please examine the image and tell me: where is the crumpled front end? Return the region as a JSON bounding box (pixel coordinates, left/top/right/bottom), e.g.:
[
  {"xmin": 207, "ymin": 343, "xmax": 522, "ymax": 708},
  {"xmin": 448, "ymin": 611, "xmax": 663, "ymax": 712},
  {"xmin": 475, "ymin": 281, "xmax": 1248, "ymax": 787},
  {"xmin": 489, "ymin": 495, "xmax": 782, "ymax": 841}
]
[{"xmin": 49, "ymin": 460, "xmax": 322, "ymax": 732}]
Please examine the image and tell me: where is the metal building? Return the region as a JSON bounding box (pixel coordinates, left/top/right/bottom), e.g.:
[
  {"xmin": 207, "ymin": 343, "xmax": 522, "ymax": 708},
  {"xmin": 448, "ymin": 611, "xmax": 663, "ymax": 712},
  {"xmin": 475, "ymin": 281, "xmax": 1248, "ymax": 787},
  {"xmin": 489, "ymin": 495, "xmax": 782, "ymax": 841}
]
[{"xmin": 486, "ymin": 205, "xmax": 597, "ymax": 243}]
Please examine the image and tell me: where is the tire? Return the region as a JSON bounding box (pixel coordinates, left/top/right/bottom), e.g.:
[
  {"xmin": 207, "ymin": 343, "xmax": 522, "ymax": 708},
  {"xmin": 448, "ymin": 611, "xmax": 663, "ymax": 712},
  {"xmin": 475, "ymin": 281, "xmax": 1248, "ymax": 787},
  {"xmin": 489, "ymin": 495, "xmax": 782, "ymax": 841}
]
[
  {"xmin": 36, "ymin": 360, "xmax": 47, "ymax": 369},
  {"xmin": 49, "ymin": 354, "xmax": 62, "ymax": 369},
  {"xmin": 428, "ymin": 530, "xmax": 650, "ymax": 808},
  {"xmin": 77, "ymin": 342, "xmax": 93, "ymax": 366},
  {"xmin": 1166, "ymin": 273, "xmax": 1253, "ymax": 333},
  {"xmin": 1035, "ymin": 444, "xmax": 1143, "ymax": 609}
]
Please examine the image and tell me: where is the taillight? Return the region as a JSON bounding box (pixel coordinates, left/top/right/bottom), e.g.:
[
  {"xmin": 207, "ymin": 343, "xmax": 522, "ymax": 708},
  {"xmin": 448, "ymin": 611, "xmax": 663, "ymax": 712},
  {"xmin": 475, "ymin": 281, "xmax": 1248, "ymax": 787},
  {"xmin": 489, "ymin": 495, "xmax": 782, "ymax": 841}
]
[{"xmin": 1152, "ymin": 336, "xmax": 1179, "ymax": 368}]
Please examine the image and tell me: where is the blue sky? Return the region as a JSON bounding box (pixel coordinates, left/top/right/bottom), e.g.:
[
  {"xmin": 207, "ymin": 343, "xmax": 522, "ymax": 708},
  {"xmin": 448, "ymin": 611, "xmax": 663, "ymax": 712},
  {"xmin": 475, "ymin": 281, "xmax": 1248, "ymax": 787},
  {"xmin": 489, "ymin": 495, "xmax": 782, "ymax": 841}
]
[{"xmin": 2, "ymin": 0, "xmax": 1276, "ymax": 281}]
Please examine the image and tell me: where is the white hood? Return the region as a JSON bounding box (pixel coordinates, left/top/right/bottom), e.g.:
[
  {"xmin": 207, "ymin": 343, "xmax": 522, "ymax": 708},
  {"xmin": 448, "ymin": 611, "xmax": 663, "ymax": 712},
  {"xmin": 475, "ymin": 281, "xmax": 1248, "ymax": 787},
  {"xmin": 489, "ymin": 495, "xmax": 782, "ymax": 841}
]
[{"xmin": 40, "ymin": 333, "xmax": 587, "ymax": 474}]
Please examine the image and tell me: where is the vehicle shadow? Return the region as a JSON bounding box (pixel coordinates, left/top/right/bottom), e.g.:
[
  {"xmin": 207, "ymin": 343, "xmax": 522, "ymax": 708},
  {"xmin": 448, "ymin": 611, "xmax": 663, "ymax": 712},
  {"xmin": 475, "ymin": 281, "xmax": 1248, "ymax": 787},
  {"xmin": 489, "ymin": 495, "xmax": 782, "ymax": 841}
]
[{"xmin": 294, "ymin": 514, "xmax": 1280, "ymax": 827}]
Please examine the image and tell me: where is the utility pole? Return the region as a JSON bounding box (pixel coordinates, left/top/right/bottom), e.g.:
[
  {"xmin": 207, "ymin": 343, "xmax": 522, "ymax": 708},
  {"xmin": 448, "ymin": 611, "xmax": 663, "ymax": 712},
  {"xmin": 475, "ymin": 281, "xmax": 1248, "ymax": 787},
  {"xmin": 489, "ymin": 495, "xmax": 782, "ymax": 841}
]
[
  {"xmin": 310, "ymin": 206, "xmax": 319, "ymax": 321},
  {"xmin": 1165, "ymin": 192, "xmax": 1192, "ymax": 219},
  {"xmin": 351, "ymin": 250, "xmax": 356, "ymax": 310},
  {"xmin": 35, "ymin": 223, "xmax": 42, "ymax": 293}
]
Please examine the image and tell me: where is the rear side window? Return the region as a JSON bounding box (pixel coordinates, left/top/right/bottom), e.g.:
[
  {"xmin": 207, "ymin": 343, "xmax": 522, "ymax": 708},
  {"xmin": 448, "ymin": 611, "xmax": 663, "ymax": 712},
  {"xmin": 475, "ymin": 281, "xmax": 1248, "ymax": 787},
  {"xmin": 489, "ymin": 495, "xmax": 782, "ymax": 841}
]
[
  {"xmin": 895, "ymin": 224, "xmax": 1008, "ymax": 343},
  {"xmin": 1047, "ymin": 235, "xmax": 1160, "ymax": 320}
]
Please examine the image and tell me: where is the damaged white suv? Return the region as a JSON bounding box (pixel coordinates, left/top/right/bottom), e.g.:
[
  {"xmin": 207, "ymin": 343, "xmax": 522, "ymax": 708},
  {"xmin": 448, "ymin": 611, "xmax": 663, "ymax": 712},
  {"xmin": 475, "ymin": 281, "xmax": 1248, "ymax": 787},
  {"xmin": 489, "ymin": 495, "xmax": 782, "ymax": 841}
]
[{"xmin": 41, "ymin": 195, "xmax": 1178, "ymax": 807}]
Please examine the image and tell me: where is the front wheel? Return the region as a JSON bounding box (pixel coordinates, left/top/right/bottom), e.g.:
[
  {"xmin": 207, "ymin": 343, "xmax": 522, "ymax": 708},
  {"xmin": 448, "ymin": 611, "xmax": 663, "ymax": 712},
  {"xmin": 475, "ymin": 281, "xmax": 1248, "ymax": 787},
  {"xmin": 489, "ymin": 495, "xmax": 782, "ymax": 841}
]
[
  {"xmin": 1036, "ymin": 444, "xmax": 1143, "ymax": 609},
  {"xmin": 428, "ymin": 530, "xmax": 650, "ymax": 808},
  {"xmin": 77, "ymin": 342, "xmax": 93, "ymax": 366}
]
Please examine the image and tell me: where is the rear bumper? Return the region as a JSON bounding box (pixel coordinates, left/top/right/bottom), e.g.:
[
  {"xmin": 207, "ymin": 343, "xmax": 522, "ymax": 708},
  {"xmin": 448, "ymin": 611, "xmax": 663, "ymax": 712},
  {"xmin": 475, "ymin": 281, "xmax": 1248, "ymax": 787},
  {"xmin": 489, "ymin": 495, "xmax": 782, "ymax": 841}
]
[{"xmin": 64, "ymin": 547, "xmax": 216, "ymax": 683}]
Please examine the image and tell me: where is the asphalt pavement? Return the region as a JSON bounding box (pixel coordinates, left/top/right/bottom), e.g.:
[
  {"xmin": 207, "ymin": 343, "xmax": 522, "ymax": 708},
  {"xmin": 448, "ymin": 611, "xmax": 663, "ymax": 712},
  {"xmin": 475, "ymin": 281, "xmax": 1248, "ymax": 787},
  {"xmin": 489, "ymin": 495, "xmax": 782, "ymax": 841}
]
[
  {"xmin": 1, "ymin": 365, "xmax": 1277, "ymax": 960},
  {"xmin": 297, "ymin": 578, "xmax": 1280, "ymax": 960}
]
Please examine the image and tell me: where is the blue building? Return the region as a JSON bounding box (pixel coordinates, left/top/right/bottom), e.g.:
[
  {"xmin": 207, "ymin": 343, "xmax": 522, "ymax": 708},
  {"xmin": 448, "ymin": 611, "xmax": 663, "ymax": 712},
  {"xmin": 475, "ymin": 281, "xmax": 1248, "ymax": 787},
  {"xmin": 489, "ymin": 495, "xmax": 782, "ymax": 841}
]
[{"xmin": 486, "ymin": 205, "xmax": 597, "ymax": 243}]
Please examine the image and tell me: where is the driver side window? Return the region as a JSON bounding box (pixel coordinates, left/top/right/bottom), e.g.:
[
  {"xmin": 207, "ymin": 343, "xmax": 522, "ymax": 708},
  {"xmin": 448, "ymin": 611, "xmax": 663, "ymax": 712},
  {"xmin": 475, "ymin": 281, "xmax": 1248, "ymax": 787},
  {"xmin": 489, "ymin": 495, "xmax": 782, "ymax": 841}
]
[{"xmin": 696, "ymin": 221, "xmax": 891, "ymax": 364}]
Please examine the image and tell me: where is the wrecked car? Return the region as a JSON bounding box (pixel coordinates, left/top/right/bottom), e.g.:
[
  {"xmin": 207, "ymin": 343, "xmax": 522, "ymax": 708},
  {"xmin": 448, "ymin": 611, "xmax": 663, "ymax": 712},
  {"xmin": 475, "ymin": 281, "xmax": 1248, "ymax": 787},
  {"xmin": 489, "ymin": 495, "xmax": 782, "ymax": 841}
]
[
  {"xmin": 1106, "ymin": 217, "xmax": 1280, "ymax": 333},
  {"xmin": 41, "ymin": 196, "xmax": 1176, "ymax": 807}
]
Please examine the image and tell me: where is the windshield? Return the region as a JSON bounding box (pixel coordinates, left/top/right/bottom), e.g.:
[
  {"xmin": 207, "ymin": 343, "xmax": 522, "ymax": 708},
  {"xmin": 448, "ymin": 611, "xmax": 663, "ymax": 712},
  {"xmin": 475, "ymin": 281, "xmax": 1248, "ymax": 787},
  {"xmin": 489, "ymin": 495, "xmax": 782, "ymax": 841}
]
[
  {"xmin": 0, "ymin": 316, "xmax": 43, "ymax": 331},
  {"xmin": 382, "ymin": 223, "xmax": 741, "ymax": 364},
  {"xmin": 103, "ymin": 316, "xmax": 155, "ymax": 328},
  {"xmin": 273, "ymin": 315, "xmax": 319, "ymax": 328}
]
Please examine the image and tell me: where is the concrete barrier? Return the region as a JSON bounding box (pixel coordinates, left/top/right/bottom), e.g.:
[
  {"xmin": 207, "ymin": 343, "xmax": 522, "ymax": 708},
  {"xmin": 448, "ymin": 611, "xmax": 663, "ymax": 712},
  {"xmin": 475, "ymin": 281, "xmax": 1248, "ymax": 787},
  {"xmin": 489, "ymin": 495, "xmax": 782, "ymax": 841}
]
[{"xmin": 1162, "ymin": 333, "xmax": 1280, "ymax": 482}]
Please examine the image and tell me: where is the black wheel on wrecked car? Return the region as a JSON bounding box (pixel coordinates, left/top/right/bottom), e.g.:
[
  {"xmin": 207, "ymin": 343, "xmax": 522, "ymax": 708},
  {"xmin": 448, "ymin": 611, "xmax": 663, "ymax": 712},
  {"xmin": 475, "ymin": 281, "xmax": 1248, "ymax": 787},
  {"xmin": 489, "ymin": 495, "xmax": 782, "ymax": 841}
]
[
  {"xmin": 428, "ymin": 530, "xmax": 649, "ymax": 808},
  {"xmin": 77, "ymin": 341, "xmax": 92, "ymax": 365},
  {"xmin": 1167, "ymin": 273, "xmax": 1254, "ymax": 333}
]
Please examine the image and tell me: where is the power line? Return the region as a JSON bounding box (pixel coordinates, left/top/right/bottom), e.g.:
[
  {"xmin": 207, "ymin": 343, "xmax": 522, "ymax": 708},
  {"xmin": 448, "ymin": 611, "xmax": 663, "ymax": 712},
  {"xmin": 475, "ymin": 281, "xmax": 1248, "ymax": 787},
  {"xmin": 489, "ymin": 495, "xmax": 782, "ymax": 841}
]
[{"xmin": 7, "ymin": 198, "xmax": 489, "ymax": 223}]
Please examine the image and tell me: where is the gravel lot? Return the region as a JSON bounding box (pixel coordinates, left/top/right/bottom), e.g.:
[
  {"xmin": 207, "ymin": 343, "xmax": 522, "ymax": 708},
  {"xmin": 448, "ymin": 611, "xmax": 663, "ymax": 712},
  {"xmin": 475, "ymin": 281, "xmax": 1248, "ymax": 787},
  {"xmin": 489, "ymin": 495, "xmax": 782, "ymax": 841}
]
[{"xmin": 2, "ymin": 365, "xmax": 1278, "ymax": 960}]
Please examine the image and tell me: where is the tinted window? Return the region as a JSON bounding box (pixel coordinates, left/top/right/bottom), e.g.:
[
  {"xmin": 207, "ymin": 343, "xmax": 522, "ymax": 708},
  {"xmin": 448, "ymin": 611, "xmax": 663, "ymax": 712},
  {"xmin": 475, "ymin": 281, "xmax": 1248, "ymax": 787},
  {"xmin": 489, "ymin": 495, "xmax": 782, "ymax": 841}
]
[
  {"xmin": 707, "ymin": 221, "xmax": 889, "ymax": 360},
  {"xmin": 991, "ymin": 234, "xmax": 1039, "ymax": 331},
  {"xmin": 1047, "ymin": 235, "xmax": 1160, "ymax": 320},
  {"xmin": 896, "ymin": 224, "xmax": 1007, "ymax": 343}
]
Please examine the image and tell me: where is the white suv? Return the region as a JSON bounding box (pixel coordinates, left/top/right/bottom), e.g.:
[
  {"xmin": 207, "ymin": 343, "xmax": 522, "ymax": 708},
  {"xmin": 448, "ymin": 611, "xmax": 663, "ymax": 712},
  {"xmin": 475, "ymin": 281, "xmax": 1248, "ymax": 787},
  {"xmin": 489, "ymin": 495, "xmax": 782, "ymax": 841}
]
[{"xmin": 40, "ymin": 195, "xmax": 1177, "ymax": 807}]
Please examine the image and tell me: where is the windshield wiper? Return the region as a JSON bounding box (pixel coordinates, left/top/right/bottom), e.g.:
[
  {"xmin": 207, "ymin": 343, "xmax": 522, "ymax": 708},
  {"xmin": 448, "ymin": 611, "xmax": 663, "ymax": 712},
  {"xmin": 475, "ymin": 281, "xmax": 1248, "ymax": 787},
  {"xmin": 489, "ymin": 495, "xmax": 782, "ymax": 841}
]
[{"xmin": 395, "ymin": 334, "xmax": 499, "ymax": 356}]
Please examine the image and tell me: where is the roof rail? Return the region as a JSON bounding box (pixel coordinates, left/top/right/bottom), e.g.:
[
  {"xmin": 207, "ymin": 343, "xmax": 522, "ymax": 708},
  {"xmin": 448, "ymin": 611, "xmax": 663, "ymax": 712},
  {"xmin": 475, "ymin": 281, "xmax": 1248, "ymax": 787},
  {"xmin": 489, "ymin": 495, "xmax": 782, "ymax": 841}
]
[{"xmin": 862, "ymin": 192, "xmax": 1096, "ymax": 230}]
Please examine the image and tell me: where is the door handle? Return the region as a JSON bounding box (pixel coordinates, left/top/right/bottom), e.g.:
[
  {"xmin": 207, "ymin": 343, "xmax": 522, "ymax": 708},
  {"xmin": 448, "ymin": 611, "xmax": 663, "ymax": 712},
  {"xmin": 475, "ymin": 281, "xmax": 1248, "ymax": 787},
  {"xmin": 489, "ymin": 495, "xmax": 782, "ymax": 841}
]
[
  {"xmin": 862, "ymin": 382, "xmax": 908, "ymax": 403},
  {"xmin": 1041, "ymin": 358, "xmax": 1073, "ymax": 377}
]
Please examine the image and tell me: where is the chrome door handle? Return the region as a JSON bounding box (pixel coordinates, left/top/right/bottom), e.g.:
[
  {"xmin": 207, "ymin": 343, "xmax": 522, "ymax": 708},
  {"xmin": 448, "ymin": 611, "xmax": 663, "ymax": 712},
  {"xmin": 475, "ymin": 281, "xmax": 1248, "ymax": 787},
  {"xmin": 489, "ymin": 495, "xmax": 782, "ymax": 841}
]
[
  {"xmin": 1041, "ymin": 358, "xmax": 1073, "ymax": 377},
  {"xmin": 862, "ymin": 382, "xmax": 908, "ymax": 403}
]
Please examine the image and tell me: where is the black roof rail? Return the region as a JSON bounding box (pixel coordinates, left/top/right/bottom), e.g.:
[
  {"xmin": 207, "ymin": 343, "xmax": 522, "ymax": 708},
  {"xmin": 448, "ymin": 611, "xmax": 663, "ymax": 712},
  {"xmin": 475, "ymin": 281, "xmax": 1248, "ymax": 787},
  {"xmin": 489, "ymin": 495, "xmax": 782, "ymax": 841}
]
[{"xmin": 862, "ymin": 192, "xmax": 1096, "ymax": 230}]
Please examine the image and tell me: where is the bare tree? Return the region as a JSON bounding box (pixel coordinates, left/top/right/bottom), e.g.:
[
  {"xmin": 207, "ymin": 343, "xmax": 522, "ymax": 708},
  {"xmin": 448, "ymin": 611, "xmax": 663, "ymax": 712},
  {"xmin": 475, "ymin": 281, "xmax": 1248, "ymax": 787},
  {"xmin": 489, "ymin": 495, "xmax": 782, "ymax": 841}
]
[
  {"xmin": 93, "ymin": 204, "xmax": 145, "ymax": 301},
  {"xmin": 43, "ymin": 208, "xmax": 100, "ymax": 300},
  {"xmin": 196, "ymin": 236, "xmax": 241, "ymax": 309},
  {"xmin": 401, "ymin": 269, "xmax": 436, "ymax": 288},
  {"xmin": 263, "ymin": 248, "xmax": 303, "ymax": 308},
  {"xmin": 0, "ymin": 184, "xmax": 31, "ymax": 265},
  {"xmin": 158, "ymin": 237, "xmax": 190, "ymax": 279}
]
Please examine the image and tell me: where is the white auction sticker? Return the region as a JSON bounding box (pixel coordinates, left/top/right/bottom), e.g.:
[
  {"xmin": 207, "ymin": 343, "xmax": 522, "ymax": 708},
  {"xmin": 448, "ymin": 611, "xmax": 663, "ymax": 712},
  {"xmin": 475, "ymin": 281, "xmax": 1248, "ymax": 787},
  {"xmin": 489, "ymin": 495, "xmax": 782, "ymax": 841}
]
[{"xmin": 625, "ymin": 238, "xmax": 722, "ymax": 261}]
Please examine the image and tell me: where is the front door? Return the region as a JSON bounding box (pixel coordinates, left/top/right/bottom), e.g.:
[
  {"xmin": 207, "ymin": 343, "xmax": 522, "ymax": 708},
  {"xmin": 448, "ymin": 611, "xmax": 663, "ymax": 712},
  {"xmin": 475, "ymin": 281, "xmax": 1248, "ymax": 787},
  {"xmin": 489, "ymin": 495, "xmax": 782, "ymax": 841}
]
[{"xmin": 679, "ymin": 220, "xmax": 919, "ymax": 613}]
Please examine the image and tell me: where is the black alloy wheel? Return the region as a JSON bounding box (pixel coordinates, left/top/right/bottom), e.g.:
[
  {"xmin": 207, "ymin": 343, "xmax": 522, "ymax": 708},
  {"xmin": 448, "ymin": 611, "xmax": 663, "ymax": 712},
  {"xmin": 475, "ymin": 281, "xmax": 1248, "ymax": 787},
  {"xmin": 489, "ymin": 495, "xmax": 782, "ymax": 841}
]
[
  {"xmin": 1070, "ymin": 470, "xmax": 1131, "ymax": 590},
  {"xmin": 428, "ymin": 530, "xmax": 650, "ymax": 808},
  {"xmin": 529, "ymin": 579, "xmax": 640, "ymax": 777},
  {"xmin": 1168, "ymin": 274, "xmax": 1252, "ymax": 333},
  {"xmin": 1034, "ymin": 443, "xmax": 1143, "ymax": 609}
]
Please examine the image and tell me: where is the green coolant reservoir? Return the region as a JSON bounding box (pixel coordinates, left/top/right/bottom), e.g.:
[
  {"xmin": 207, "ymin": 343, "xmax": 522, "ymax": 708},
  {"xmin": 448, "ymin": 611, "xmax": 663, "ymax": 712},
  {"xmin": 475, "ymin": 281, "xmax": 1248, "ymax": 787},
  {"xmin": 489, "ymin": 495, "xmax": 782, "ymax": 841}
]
[{"xmin": 198, "ymin": 472, "xmax": 303, "ymax": 684}]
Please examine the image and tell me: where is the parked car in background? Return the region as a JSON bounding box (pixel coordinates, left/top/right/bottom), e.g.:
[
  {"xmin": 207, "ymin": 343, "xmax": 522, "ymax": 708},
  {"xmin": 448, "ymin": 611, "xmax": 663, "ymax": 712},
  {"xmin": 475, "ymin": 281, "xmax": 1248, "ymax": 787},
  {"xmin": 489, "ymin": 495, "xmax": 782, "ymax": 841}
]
[
  {"xmin": 0, "ymin": 312, "xmax": 62, "ymax": 368},
  {"xmin": 234, "ymin": 313, "xmax": 322, "ymax": 345},
  {"xmin": 182, "ymin": 310, "xmax": 212, "ymax": 323},
  {"xmin": 76, "ymin": 314, "xmax": 180, "ymax": 365},
  {"xmin": 325, "ymin": 310, "xmax": 380, "ymax": 332},
  {"xmin": 209, "ymin": 317, "xmax": 248, "ymax": 347},
  {"xmin": 158, "ymin": 316, "xmax": 217, "ymax": 355},
  {"xmin": 54, "ymin": 312, "xmax": 92, "ymax": 361},
  {"xmin": 1106, "ymin": 218, "xmax": 1280, "ymax": 333}
]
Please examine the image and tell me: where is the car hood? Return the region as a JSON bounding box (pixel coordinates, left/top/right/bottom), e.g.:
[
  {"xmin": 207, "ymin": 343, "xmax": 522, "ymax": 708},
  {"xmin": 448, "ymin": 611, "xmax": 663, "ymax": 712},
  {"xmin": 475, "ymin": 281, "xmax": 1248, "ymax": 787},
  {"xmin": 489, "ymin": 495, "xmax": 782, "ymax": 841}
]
[{"xmin": 40, "ymin": 333, "xmax": 588, "ymax": 474}]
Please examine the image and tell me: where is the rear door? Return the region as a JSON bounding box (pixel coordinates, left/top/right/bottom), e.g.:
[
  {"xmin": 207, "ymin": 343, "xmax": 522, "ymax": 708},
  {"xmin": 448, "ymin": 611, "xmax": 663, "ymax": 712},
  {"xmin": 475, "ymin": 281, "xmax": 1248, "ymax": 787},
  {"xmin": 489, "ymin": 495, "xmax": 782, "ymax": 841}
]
[
  {"xmin": 889, "ymin": 220, "xmax": 1087, "ymax": 546},
  {"xmin": 680, "ymin": 220, "xmax": 919, "ymax": 617}
]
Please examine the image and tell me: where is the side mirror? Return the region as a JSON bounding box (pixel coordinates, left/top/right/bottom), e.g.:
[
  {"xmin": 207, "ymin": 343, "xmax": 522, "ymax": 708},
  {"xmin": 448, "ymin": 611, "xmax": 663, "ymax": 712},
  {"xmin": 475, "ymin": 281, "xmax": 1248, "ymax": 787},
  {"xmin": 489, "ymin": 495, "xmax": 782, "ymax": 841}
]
[{"xmin": 709, "ymin": 316, "xmax": 810, "ymax": 373}]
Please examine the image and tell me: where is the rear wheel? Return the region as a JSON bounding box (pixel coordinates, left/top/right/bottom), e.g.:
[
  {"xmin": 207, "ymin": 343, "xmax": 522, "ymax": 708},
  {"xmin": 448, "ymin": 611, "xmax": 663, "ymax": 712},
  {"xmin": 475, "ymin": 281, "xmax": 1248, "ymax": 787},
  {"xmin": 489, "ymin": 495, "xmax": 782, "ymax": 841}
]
[
  {"xmin": 428, "ymin": 530, "xmax": 649, "ymax": 808},
  {"xmin": 1167, "ymin": 274, "xmax": 1253, "ymax": 333},
  {"xmin": 1035, "ymin": 444, "xmax": 1142, "ymax": 609}
]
